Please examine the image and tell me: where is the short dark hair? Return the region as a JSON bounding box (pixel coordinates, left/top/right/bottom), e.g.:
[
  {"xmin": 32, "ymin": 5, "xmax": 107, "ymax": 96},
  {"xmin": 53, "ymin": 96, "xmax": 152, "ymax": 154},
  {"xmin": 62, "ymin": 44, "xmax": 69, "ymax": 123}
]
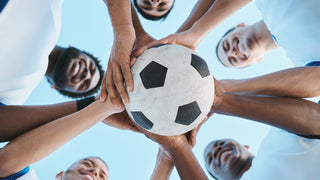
[
  {"xmin": 47, "ymin": 48, "xmax": 104, "ymax": 99},
  {"xmin": 132, "ymin": 0, "xmax": 175, "ymax": 21},
  {"xmin": 215, "ymin": 26, "xmax": 236, "ymax": 66}
]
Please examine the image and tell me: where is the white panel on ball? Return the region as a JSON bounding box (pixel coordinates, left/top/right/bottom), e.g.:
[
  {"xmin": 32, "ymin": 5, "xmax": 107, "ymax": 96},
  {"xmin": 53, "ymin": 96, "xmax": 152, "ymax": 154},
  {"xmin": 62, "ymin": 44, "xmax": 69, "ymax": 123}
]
[{"xmin": 125, "ymin": 44, "xmax": 214, "ymax": 136}]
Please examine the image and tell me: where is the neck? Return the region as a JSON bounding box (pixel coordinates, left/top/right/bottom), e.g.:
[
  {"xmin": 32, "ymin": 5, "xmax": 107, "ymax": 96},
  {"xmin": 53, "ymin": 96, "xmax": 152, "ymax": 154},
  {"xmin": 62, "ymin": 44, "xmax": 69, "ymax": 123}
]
[
  {"xmin": 46, "ymin": 46, "xmax": 65, "ymax": 82},
  {"xmin": 253, "ymin": 20, "xmax": 278, "ymax": 53}
]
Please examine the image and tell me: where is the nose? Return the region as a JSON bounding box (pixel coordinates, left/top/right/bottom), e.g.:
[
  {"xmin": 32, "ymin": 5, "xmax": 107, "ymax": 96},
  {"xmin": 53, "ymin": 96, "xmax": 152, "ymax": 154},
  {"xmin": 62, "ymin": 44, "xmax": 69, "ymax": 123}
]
[
  {"xmin": 81, "ymin": 68, "xmax": 91, "ymax": 81},
  {"xmin": 89, "ymin": 168, "xmax": 100, "ymax": 178},
  {"xmin": 149, "ymin": 0, "xmax": 160, "ymax": 6}
]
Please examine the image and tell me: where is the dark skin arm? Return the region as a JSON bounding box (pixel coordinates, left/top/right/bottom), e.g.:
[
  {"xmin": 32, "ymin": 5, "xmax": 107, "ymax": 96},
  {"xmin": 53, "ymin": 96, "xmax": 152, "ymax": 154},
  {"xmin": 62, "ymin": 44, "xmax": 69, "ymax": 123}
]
[
  {"xmin": 0, "ymin": 101, "xmax": 77, "ymax": 142},
  {"xmin": 213, "ymin": 79, "xmax": 320, "ymax": 135},
  {"xmin": 219, "ymin": 66, "xmax": 320, "ymax": 98}
]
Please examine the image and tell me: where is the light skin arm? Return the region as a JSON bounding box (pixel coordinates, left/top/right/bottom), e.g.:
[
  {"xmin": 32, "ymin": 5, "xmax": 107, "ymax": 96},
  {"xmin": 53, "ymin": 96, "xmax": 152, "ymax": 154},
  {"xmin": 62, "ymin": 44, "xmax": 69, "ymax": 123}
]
[
  {"xmin": 166, "ymin": 138, "xmax": 208, "ymax": 180},
  {"xmin": 102, "ymin": 0, "xmax": 135, "ymax": 105},
  {"xmin": 219, "ymin": 66, "xmax": 320, "ymax": 98},
  {"xmin": 213, "ymin": 79, "xmax": 320, "ymax": 135},
  {"xmin": 132, "ymin": 0, "xmax": 251, "ymax": 56},
  {"xmin": 0, "ymin": 98, "xmax": 123, "ymax": 178},
  {"xmin": 150, "ymin": 146, "xmax": 174, "ymax": 180},
  {"xmin": 135, "ymin": 122, "xmax": 208, "ymax": 180},
  {"xmin": 189, "ymin": 0, "xmax": 251, "ymax": 42},
  {"xmin": 176, "ymin": 0, "xmax": 216, "ymax": 33}
]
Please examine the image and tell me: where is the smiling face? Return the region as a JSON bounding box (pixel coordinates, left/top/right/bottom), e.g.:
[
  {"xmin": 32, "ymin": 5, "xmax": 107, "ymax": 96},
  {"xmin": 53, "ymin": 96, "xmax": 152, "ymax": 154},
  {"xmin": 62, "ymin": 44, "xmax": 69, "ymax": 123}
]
[
  {"xmin": 57, "ymin": 157, "xmax": 109, "ymax": 180},
  {"xmin": 52, "ymin": 47, "xmax": 101, "ymax": 94},
  {"xmin": 217, "ymin": 24, "xmax": 265, "ymax": 68},
  {"xmin": 134, "ymin": 0, "xmax": 174, "ymax": 20},
  {"xmin": 203, "ymin": 139, "xmax": 254, "ymax": 180}
]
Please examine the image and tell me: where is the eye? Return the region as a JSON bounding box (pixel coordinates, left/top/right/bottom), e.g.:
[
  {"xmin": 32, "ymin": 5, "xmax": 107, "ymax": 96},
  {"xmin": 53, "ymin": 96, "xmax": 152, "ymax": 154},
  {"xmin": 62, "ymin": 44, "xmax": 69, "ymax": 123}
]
[
  {"xmin": 83, "ymin": 162, "xmax": 91, "ymax": 167},
  {"xmin": 159, "ymin": 2, "xmax": 165, "ymax": 6},
  {"xmin": 143, "ymin": 0, "xmax": 151, "ymax": 5},
  {"xmin": 228, "ymin": 57, "xmax": 237, "ymax": 65},
  {"xmin": 223, "ymin": 40, "xmax": 229, "ymax": 51}
]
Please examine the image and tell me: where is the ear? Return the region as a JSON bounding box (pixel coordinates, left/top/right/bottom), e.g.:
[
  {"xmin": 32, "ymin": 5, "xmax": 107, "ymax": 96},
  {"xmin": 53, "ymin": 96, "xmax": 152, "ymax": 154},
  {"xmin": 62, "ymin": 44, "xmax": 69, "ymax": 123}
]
[
  {"xmin": 244, "ymin": 145, "xmax": 251, "ymax": 150},
  {"xmin": 55, "ymin": 171, "xmax": 64, "ymax": 180},
  {"xmin": 254, "ymin": 57, "xmax": 264, "ymax": 64},
  {"xmin": 51, "ymin": 84, "xmax": 59, "ymax": 90},
  {"xmin": 237, "ymin": 22, "xmax": 246, "ymax": 28}
]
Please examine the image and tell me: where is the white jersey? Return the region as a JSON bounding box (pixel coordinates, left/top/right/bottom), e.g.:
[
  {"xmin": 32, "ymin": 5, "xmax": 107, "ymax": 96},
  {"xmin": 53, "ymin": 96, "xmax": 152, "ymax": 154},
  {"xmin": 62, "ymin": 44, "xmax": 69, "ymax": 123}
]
[
  {"xmin": 16, "ymin": 168, "xmax": 38, "ymax": 180},
  {"xmin": 0, "ymin": 0, "xmax": 63, "ymax": 105},
  {"xmin": 256, "ymin": 0, "xmax": 320, "ymax": 66},
  {"xmin": 241, "ymin": 127, "xmax": 320, "ymax": 180}
]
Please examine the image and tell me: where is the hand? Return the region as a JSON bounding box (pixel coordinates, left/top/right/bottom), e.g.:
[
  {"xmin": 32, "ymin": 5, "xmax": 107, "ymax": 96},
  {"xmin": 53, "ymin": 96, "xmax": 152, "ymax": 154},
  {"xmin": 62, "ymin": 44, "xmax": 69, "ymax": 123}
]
[
  {"xmin": 102, "ymin": 111, "xmax": 140, "ymax": 133},
  {"xmin": 130, "ymin": 33, "xmax": 156, "ymax": 65},
  {"xmin": 186, "ymin": 113, "xmax": 212, "ymax": 148},
  {"xmin": 101, "ymin": 30, "xmax": 136, "ymax": 105},
  {"xmin": 212, "ymin": 77, "xmax": 225, "ymax": 110},
  {"xmin": 132, "ymin": 29, "xmax": 201, "ymax": 58}
]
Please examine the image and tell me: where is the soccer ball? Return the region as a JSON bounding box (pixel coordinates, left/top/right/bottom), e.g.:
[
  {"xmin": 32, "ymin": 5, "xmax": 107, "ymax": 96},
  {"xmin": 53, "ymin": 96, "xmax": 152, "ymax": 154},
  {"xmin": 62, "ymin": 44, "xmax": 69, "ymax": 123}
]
[{"xmin": 125, "ymin": 44, "xmax": 214, "ymax": 136}]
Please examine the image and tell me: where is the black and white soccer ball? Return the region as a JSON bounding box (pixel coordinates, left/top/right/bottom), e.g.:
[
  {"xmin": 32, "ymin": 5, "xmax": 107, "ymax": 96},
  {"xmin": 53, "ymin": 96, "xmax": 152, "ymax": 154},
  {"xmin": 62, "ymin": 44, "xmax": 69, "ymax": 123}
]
[{"xmin": 125, "ymin": 44, "xmax": 214, "ymax": 136}]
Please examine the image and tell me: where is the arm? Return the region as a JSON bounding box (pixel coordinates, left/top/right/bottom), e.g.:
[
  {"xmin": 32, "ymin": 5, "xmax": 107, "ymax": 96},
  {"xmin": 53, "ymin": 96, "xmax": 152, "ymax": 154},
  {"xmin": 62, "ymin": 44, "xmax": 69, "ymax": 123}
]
[
  {"xmin": 134, "ymin": 122, "xmax": 208, "ymax": 180},
  {"xmin": 150, "ymin": 146, "xmax": 174, "ymax": 180},
  {"xmin": 0, "ymin": 98, "xmax": 123, "ymax": 178},
  {"xmin": 132, "ymin": 0, "xmax": 251, "ymax": 56},
  {"xmin": 0, "ymin": 101, "xmax": 77, "ymax": 142},
  {"xmin": 101, "ymin": 0, "xmax": 135, "ymax": 105},
  {"xmin": 166, "ymin": 139, "xmax": 208, "ymax": 180},
  {"xmin": 176, "ymin": 0, "xmax": 215, "ymax": 33},
  {"xmin": 189, "ymin": 0, "xmax": 251, "ymax": 42},
  {"xmin": 219, "ymin": 66, "xmax": 320, "ymax": 98},
  {"xmin": 213, "ymin": 79, "xmax": 320, "ymax": 135},
  {"xmin": 131, "ymin": 3, "xmax": 156, "ymax": 51}
]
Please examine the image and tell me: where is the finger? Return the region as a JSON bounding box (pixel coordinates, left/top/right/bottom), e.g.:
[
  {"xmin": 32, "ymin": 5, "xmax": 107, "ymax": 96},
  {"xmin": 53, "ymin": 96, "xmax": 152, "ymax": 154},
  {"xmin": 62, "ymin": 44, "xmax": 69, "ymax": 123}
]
[
  {"xmin": 188, "ymin": 128, "xmax": 198, "ymax": 147},
  {"xmin": 130, "ymin": 57, "xmax": 137, "ymax": 67},
  {"xmin": 100, "ymin": 72, "xmax": 108, "ymax": 102},
  {"xmin": 112, "ymin": 62, "xmax": 130, "ymax": 104},
  {"xmin": 120, "ymin": 62, "xmax": 134, "ymax": 92},
  {"xmin": 106, "ymin": 63, "xmax": 123, "ymax": 108},
  {"xmin": 132, "ymin": 39, "xmax": 169, "ymax": 58}
]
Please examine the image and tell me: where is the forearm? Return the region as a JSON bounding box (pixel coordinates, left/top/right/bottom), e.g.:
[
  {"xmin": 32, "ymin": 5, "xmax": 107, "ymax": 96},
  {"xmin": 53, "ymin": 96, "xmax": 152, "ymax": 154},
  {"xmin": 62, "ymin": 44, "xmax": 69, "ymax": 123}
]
[
  {"xmin": 0, "ymin": 101, "xmax": 113, "ymax": 177},
  {"xmin": 190, "ymin": 0, "xmax": 251, "ymax": 40},
  {"xmin": 220, "ymin": 66, "xmax": 320, "ymax": 98},
  {"xmin": 131, "ymin": 3, "xmax": 146, "ymax": 39},
  {"xmin": 151, "ymin": 148, "xmax": 174, "ymax": 180},
  {"xmin": 177, "ymin": 0, "xmax": 215, "ymax": 32},
  {"xmin": 0, "ymin": 101, "xmax": 77, "ymax": 142},
  {"xmin": 105, "ymin": 0, "xmax": 134, "ymax": 33},
  {"xmin": 168, "ymin": 142, "xmax": 207, "ymax": 180},
  {"xmin": 214, "ymin": 93, "xmax": 320, "ymax": 135}
]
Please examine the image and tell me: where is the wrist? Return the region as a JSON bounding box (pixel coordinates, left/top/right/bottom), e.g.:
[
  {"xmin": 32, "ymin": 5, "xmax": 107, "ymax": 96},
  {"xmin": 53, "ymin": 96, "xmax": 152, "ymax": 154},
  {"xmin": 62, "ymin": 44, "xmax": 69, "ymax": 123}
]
[
  {"xmin": 166, "ymin": 138, "xmax": 189, "ymax": 153},
  {"xmin": 76, "ymin": 96, "xmax": 95, "ymax": 111},
  {"xmin": 114, "ymin": 26, "xmax": 135, "ymax": 37}
]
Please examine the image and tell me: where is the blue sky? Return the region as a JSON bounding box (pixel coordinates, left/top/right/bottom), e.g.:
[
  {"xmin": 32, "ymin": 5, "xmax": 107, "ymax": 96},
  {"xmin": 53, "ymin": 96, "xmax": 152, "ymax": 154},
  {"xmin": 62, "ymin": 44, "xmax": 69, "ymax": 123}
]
[{"xmin": 4, "ymin": 0, "xmax": 296, "ymax": 179}]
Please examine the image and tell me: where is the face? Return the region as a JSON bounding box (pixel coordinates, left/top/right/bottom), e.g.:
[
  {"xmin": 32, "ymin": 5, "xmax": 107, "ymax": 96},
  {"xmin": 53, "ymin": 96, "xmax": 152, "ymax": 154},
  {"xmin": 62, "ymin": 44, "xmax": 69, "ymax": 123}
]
[
  {"xmin": 136, "ymin": 0, "xmax": 174, "ymax": 18},
  {"xmin": 204, "ymin": 139, "xmax": 254, "ymax": 180},
  {"xmin": 217, "ymin": 26, "xmax": 265, "ymax": 68},
  {"xmin": 61, "ymin": 157, "xmax": 109, "ymax": 180},
  {"xmin": 52, "ymin": 47, "xmax": 100, "ymax": 93}
]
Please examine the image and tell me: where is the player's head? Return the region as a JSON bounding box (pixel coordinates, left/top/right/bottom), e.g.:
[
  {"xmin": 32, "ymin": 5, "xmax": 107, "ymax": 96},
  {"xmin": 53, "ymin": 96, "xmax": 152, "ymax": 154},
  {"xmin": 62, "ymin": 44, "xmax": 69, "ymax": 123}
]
[
  {"xmin": 216, "ymin": 22, "xmax": 267, "ymax": 68},
  {"xmin": 133, "ymin": 0, "xmax": 175, "ymax": 21},
  {"xmin": 46, "ymin": 46, "xmax": 104, "ymax": 99},
  {"xmin": 56, "ymin": 156, "xmax": 109, "ymax": 180},
  {"xmin": 203, "ymin": 139, "xmax": 254, "ymax": 180}
]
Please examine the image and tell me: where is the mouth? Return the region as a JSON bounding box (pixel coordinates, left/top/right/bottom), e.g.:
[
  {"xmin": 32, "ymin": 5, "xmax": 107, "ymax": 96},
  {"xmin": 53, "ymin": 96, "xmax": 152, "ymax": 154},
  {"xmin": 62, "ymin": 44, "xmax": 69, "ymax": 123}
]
[
  {"xmin": 233, "ymin": 37, "xmax": 248, "ymax": 60},
  {"xmin": 70, "ymin": 60, "xmax": 87, "ymax": 83},
  {"xmin": 217, "ymin": 147, "xmax": 232, "ymax": 167}
]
